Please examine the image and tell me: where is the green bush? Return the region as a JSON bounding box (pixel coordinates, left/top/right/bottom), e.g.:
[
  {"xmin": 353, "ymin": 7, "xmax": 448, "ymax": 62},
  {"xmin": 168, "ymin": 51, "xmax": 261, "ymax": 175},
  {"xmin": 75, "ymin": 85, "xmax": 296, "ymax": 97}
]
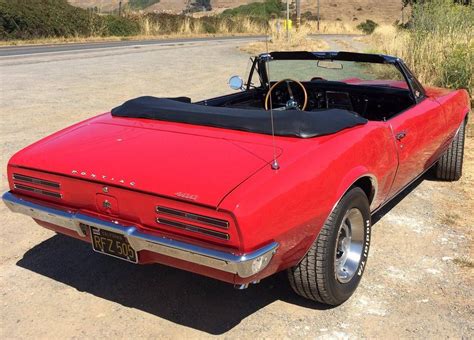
[
  {"xmin": 184, "ymin": 0, "xmax": 212, "ymax": 14},
  {"xmin": 372, "ymin": 0, "xmax": 473, "ymax": 95},
  {"xmin": 0, "ymin": 0, "xmax": 144, "ymax": 39},
  {"xmin": 128, "ymin": 0, "xmax": 160, "ymax": 10},
  {"xmin": 221, "ymin": 0, "xmax": 284, "ymax": 20},
  {"xmin": 301, "ymin": 11, "xmax": 320, "ymax": 22},
  {"xmin": 0, "ymin": 0, "xmax": 269, "ymax": 40},
  {"xmin": 145, "ymin": 13, "xmax": 186, "ymax": 34},
  {"xmin": 356, "ymin": 19, "xmax": 378, "ymax": 34},
  {"xmin": 441, "ymin": 42, "xmax": 473, "ymax": 91},
  {"xmin": 103, "ymin": 15, "xmax": 140, "ymax": 36},
  {"xmin": 409, "ymin": 0, "xmax": 473, "ymax": 93},
  {"xmin": 0, "ymin": 0, "xmax": 104, "ymax": 39}
]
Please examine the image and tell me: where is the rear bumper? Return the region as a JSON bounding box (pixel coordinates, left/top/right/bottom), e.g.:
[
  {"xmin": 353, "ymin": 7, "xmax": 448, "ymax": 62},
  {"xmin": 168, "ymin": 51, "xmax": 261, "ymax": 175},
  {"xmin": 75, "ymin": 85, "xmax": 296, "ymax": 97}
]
[{"xmin": 2, "ymin": 191, "xmax": 278, "ymax": 278}]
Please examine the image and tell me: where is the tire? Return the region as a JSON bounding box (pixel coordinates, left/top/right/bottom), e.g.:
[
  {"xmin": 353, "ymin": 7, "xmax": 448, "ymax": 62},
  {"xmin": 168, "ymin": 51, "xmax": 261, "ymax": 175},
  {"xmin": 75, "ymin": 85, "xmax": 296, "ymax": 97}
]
[
  {"xmin": 434, "ymin": 120, "xmax": 466, "ymax": 181},
  {"xmin": 288, "ymin": 187, "xmax": 371, "ymax": 306}
]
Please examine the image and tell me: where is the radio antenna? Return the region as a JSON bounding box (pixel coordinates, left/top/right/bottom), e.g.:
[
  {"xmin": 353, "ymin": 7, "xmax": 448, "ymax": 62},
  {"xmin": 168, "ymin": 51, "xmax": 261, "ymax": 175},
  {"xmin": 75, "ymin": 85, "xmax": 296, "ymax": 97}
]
[
  {"xmin": 266, "ymin": 60, "xmax": 280, "ymax": 171},
  {"xmin": 264, "ymin": 20, "xmax": 279, "ymax": 170}
]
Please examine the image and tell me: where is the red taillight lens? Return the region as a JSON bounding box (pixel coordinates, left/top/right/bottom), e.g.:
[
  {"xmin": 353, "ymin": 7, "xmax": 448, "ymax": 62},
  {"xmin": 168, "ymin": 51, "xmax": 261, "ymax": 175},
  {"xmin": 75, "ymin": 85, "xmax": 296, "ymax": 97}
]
[
  {"xmin": 154, "ymin": 205, "xmax": 232, "ymax": 242},
  {"xmin": 156, "ymin": 206, "xmax": 229, "ymax": 229},
  {"xmin": 12, "ymin": 173, "xmax": 62, "ymax": 199}
]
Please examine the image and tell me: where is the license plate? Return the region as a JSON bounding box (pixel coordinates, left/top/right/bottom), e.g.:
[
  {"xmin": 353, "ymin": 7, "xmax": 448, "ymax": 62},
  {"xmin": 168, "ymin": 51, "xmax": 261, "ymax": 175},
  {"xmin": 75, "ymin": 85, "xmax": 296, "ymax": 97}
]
[{"xmin": 90, "ymin": 226, "xmax": 137, "ymax": 263}]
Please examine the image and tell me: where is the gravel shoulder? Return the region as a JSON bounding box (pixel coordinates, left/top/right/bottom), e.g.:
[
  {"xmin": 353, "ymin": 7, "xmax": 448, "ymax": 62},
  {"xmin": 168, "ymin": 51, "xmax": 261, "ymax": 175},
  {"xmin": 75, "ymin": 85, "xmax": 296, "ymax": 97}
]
[{"xmin": 0, "ymin": 38, "xmax": 472, "ymax": 339}]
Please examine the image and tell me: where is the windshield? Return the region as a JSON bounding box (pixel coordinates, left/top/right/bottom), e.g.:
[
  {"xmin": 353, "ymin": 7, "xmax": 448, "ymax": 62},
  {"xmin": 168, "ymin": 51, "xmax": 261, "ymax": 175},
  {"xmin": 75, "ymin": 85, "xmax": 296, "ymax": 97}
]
[{"xmin": 266, "ymin": 59, "xmax": 407, "ymax": 89}]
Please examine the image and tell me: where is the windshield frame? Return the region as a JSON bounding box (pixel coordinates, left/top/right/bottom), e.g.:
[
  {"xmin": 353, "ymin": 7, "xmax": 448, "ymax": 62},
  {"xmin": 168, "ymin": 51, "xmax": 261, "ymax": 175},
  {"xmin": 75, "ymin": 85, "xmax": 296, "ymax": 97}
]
[{"xmin": 252, "ymin": 51, "xmax": 425, "ymax": 103}]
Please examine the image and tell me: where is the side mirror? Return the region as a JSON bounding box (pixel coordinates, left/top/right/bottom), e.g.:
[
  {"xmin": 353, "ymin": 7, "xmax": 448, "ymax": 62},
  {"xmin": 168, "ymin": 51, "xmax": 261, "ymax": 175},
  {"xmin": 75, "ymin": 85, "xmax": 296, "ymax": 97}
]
[{"xmin": 228, "ymin": 75, "xmax": 245, "ymax": 91}]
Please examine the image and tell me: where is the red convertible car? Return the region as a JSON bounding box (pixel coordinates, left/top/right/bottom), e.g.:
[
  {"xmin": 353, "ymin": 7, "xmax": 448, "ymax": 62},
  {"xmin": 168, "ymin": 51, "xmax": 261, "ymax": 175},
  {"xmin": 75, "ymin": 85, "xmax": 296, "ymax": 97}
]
[{"xmin": 3, "ymin": 51, "xmax": 469, "ymax": 305}]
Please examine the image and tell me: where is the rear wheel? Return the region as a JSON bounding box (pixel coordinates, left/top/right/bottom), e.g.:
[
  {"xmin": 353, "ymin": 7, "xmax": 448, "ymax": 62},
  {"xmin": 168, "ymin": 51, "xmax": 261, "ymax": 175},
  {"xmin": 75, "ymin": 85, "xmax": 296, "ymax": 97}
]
[
  {"xmin": 288, "ymin": 187, "xmax": 371, "ymax": 305},
  {"xmin": 434, "ymin": 120, "xmax": 466, "ymax": 181}
]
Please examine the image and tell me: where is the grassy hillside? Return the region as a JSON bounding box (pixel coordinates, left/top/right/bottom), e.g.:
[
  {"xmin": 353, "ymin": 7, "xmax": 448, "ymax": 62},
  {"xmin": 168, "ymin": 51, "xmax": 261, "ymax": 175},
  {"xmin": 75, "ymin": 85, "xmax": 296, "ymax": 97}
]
[{"xmin": 67, "ymin": 0, "xmax": 405, "ymax": 24}]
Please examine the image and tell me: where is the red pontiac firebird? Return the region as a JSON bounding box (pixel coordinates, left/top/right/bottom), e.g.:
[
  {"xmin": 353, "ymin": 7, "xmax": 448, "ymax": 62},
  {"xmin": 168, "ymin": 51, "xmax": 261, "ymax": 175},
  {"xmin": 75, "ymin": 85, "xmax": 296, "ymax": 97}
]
[{"xmin": 3, "ymin": 51, "xmax": 469, "ymax": 305}]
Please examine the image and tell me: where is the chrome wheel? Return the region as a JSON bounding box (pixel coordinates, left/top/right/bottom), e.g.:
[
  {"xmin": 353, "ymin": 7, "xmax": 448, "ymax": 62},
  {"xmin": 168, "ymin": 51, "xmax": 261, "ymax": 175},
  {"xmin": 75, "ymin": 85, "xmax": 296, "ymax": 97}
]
[
  {"xmin": 334, "ymin": 208, "xmax": 364, "ymax": 283},
  {"xmin": 288, "ymin": 187, "xmax": 371, "ymax": 305}
]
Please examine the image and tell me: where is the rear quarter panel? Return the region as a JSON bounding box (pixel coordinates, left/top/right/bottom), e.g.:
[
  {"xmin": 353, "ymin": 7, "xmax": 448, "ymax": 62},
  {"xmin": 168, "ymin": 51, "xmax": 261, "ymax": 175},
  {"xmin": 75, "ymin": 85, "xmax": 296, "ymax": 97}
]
[
  {"xmin": 427, "ymin": 87, "xmax": 470, "ymax": 136},
  {"xmin": 219, "ymin": 122, "xmax": 398, "ymax": 274}
]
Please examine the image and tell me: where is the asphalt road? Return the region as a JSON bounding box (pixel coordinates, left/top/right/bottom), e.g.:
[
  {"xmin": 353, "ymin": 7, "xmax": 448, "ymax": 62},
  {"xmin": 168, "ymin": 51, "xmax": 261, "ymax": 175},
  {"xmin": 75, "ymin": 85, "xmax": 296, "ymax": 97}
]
[
  {"xmin": 0, "ymin": 34, "xmax": 366, "ymax": 57},
  {"xmin": 0, "ymin": 35, "xmax": 266, "ymax": 57}
]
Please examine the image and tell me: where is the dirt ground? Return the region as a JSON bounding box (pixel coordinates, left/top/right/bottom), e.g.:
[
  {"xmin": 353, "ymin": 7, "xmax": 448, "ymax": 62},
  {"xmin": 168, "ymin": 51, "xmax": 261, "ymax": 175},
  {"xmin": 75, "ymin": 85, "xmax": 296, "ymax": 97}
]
[{"xmin": 0, "ymin": 37, "xmax": 473, "ymax": 339}]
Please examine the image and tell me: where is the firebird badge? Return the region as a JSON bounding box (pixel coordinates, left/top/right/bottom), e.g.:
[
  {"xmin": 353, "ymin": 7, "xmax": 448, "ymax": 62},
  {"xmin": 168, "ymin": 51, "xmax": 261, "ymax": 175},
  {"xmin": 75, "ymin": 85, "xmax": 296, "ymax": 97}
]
[{"xmin": 175, "ymin": 192, "xmax": 198, "ymax": 201}]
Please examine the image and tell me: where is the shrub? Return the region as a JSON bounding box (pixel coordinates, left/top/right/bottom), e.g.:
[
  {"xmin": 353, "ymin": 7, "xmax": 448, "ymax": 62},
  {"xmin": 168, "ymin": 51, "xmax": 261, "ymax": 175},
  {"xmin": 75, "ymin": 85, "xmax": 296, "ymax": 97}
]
[
  {"xmin": 103, "ymin": 15, "xmax": 140, "ymax": 36},
  {"xmin": 370, "ymin": 0, "xmax": 473, "ymax": 95},
  {"xmin": 301, "ymin": 11, "xmax": 320, "ymax": 22},
  {"xmin": 0, "ymin": 0, "xmax": 105, "ymax": 39},
  {"xmin": 0, "ymin": 0, "xmax": 269, "ymax": 40},
  {"xmin": 408, "ymin": 0, "xmax": 473, "ymax": 92},
  {"xmin": 0, "ymin": 0, "xmax": 145, "ymax": 39},
  {"xmin": 142, "ymin": 13, "xmax": 267, "ymax": 35},
  {"xmin": 193, "ymin": 0, "xmax": 212, "ymax": 11},
  {"xmin": 221, "ymin": 0, "xmax": 284, "ymax": 20},
  {"xmin": 128, "ymin": 0, "xmax": 160, "ymax": 10},
  {"xmin": 356, "ymin": 19, "xmax": 378, "ymax": 34}
]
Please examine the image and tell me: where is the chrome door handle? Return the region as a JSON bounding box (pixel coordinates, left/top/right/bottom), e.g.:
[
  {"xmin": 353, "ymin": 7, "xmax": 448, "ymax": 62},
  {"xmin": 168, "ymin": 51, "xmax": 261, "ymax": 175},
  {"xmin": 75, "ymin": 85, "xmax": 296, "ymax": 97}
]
[{"xmin": 396, "ymin": 131, "xmax": 407, "ymax": 141}]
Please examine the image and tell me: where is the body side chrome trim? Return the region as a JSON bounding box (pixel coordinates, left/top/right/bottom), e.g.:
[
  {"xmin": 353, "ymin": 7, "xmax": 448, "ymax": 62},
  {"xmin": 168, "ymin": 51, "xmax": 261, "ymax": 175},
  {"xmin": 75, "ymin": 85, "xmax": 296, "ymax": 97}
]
[
  {"xmin": 2, "ymin": 191, "xmax": 278, "ymax": 278},
  {"xmin": 330, "ymin": 174, "xmax": 379, "ymax": 214}
]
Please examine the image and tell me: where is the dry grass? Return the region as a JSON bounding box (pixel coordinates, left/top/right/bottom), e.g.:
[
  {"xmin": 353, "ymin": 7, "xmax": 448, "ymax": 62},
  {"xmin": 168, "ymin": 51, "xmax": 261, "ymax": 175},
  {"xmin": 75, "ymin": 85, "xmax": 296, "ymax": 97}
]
[
  {"xmin": 0, "ymin": 19, "xmax": 358, "ymax": 47},
  {"xmin": 453, "ymin": 256, "xmax": 474, "ymax": 269},
  {"xmin": 365, "ymin": 25, "xmax": 405, "ymax": 54},
  {"xmin": 240, "ymin": 34, "xmax": 328, "ymax": 55},
  {"xmin": 368, "ymin": 22, "xmax": 473, "ymax": 133},
  {"xmin": 305, "ymin": 20, "xmax": 359, "ymax": 34},
  {"xmin": 239, "ymin": 20, "xmax": 348, "ymax": 55},
  {"xmin": 139, "ymin": 15, "xmax": 266, "ymax": 35},
  {"xmin": 367, "ymin": 2, "xmax": 473, "ymax": 96},
  {"xmin": 0, "ymin": 32, "xmax": 263, "ymax": 47}
]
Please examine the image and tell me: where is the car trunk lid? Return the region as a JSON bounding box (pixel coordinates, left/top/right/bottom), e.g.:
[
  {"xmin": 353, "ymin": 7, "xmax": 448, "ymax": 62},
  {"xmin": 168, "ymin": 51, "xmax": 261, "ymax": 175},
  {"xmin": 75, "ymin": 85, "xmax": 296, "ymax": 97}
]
[{"xmin": 10, "ymin": 121, "xmax": 281, "ymax": 207}]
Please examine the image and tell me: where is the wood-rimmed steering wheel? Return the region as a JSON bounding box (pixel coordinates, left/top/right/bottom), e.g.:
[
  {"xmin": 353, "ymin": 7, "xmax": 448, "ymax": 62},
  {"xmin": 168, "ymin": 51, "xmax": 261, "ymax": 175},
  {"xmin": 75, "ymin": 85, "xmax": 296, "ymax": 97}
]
[{"xmin": 264, "ymin": 78, "xmax": 308, "ymax": 111}]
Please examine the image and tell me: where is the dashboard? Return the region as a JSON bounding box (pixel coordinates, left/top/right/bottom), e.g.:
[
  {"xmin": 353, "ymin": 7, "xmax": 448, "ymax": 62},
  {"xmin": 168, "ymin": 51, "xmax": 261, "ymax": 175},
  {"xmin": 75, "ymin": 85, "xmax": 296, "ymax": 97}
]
[{"xmin": 217, "ymin": 80, "xmax": 414, "ymax": 121}]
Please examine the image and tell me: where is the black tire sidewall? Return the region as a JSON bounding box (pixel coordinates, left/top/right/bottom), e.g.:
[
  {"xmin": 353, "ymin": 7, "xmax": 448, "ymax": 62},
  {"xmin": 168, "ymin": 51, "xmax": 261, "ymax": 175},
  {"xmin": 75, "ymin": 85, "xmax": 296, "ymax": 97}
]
[{"xmin": 323, "ymin": 187, "xmax": 371, "ymax": 303}]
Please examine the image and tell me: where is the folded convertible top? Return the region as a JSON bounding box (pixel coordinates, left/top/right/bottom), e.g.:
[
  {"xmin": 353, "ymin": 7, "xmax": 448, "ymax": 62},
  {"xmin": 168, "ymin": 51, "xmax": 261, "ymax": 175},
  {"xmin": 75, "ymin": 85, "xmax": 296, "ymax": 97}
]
[{"xmin": 111, "ymin": 96, "xmax": 367, "ymax": 138}]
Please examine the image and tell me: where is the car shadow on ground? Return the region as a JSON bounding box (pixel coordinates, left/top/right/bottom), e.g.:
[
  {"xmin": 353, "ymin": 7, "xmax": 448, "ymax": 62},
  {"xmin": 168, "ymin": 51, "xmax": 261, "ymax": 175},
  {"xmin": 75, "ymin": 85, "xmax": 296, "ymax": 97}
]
[
  {"xmin": 16, "ymin": 236, "xmax": 329, "ymax": 334},
  {"xmin": 16, "ymin": 174, "xmax": 428, "ymax": 335},
  {"xmin": 372, "ymin": 173, "xmax": 428, "ymax": 224}
]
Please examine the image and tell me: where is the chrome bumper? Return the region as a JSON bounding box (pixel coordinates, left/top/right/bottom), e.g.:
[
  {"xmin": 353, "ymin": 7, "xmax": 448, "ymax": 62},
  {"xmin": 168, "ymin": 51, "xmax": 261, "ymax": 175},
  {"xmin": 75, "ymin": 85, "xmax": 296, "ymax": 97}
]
[{"xmin": 2, "ymin": 191, "xmax": 278, "ymax": 278}]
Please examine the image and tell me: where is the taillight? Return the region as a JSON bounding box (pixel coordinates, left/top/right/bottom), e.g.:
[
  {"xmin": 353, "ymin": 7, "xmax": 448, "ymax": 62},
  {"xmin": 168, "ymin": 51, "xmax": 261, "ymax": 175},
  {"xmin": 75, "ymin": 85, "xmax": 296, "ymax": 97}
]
[
  {"xmin": 154, "ymin": 206, "xmax": 231, "ymax": 241},
  {"xmin": 156, "ymin": 218, "xmax": 230, "ymax": 240},
  {"xmin": 12, "ymin": 173, "xmax": 62, "ymax": 199},
  {"xmin": 156, "ymin": 206, "xmax": 229, "ymax": 229}
]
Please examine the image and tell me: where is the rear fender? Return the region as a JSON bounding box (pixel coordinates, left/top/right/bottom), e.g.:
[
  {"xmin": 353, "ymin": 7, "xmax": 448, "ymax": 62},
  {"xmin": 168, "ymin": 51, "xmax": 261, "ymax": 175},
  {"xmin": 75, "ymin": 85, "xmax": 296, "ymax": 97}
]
[
  {"xmin": 433, "ymin": 89, "xmax": 470, "ymax": 136},
  {"xmin": 332, "ymin": 166, "xmax": 378, "ymax": 212},
  {"xmin": 292, "ymin": 167, "xmax": 377, "ymax": 266}
]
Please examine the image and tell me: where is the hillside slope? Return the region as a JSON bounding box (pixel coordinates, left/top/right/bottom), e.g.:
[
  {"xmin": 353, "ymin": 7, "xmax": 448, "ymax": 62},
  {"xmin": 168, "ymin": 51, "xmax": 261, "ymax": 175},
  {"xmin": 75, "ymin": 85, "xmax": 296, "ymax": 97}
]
[{"xmin": 68, "ymin": 0, "xmax": 404, "ymax": 23}]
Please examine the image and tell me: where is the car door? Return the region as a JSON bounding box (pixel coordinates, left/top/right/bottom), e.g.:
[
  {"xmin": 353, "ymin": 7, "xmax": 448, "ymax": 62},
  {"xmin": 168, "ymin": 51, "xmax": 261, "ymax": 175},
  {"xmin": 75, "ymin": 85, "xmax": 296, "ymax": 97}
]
[{"xmin": 387, "ymin": 97, "xmax": 447, "ymax": 197}]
